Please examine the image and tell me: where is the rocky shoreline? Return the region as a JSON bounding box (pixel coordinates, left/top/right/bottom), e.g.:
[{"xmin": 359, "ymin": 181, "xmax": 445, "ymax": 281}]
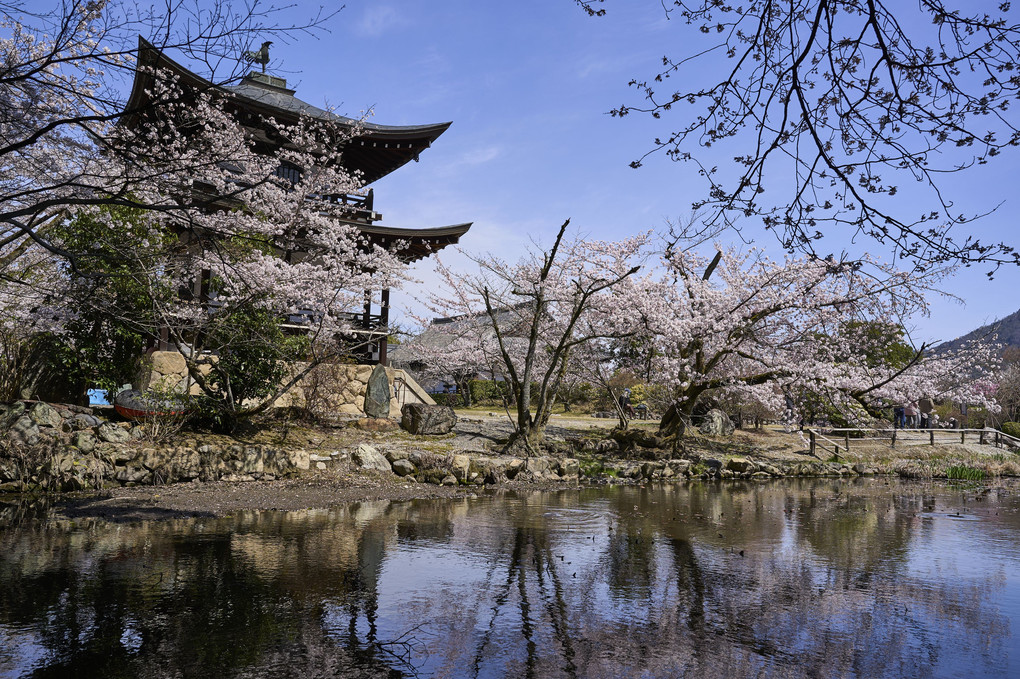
[{"xmin": 2, "ymin": 400, "xmax": 1018, "ymax": 516}]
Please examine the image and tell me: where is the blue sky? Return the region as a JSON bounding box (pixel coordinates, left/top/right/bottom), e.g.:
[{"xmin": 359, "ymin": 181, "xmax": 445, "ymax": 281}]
[{"xmin": 253, "ymin": 1, "xmax": 1019, "ymax": 344}]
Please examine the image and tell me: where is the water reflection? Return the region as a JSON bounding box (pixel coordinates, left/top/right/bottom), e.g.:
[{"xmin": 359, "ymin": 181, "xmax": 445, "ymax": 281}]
[{"xmin": 1, "ymin": 479, "xmax": 1018, "ymax": 678}]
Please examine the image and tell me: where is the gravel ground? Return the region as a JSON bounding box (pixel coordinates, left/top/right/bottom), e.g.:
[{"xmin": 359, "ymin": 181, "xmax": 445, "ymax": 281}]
[{"xmin": 57, "ymin": 476, "xmax": 479, "ymax": 522}]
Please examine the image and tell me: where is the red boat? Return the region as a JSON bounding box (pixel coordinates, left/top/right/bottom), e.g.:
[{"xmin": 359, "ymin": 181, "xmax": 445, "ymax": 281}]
[{"xmin": 113, "ymin": 390, "xmax": 189, "ymax": 420}]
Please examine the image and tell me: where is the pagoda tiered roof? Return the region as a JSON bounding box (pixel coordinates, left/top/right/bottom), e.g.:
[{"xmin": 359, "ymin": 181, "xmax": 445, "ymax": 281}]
[
  {"xmin": 353, "ymin": 222, "xmax": 472, "ymax": 263},
  {"xmin": 122, "ymin": 38, "xmax": 454, "ymax": 184},
  {"xmin": 120, "ymin": 38, "xmax": 472, "ymax": 263}
]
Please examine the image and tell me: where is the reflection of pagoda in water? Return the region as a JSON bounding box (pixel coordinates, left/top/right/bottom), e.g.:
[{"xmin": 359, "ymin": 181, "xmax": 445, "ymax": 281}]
[{"xmin": 122, "ymin": 39, "xmax": 472, "ymax": 365}]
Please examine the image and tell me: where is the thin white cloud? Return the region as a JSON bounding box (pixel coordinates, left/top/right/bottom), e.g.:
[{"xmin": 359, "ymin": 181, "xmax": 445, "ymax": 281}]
[
  {"xmin": 460, "ymin": 146, "xmax": 501, "ymax": 166},
  {"xmin": 356, "ymin": 5, "xmax": 409, "ymax": 37}
]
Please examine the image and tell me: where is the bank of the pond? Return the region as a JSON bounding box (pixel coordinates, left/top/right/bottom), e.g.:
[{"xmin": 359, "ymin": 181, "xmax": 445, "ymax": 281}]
[{"xmin": 2, "ymin": 401, "xmax": 1019, "ymax": 509}]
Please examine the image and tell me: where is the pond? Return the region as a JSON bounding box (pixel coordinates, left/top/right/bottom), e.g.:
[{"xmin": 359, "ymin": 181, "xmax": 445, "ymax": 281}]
[{"xmin": 1, "ymin": 479, "xmax": 1019, "ymax": 678}]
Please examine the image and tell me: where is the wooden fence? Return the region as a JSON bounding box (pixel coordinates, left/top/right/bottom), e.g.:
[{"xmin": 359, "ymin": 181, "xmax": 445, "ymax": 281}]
[{"xmin": 806, "ymin": 427, "xmax": 1020, "ymax": 458}]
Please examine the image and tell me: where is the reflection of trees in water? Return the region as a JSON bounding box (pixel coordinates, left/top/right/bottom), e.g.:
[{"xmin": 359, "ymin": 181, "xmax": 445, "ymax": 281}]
[
  {"xmin": 421, "ymin": 501, "xmax": 580, "ymax": 679},
  {"xmin": 0, "ymin": 504, "xmax": 414, "ymax": 678},
  {"xmin": 794, "ymin": 481, "xmax": 923, "ymax": 572},
  {"xmin": 566, "ymin": 482, "xmax": 1014, "ymax": 677},
  {"xmin": 425, "ymin": 483, "xmax": 1014, "ymax": 678},
  {"xmin": 0, "ymin": 482, "xmax": 1017, "ymax": 677}
]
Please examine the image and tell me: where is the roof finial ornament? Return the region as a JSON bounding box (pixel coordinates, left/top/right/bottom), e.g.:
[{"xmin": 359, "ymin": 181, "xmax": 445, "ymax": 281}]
[{"xmin": 243, "ymin": 41, "xmax": 273, "ymax": 73}]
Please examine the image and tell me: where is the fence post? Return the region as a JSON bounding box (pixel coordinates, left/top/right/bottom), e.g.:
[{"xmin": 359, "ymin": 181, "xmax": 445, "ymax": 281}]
[
  {"xmin": 809, "ymin": 430, "xmax": 816, "ymax": 457},
  {"xmin": 891, "ymin": 429, "xmax": 897, "ymax": 448},
  {"xmin": 844, "ymin": 432, "xmax": 850, "ymax": 455},
  {"xmin": 961, "ymin": 430, "xmax": 965, "ymax": 444},
  {"xmin": 930, "ymin": 430, "xmax": 935, "ymax": 446},
  {"xmin": 980, "ymin": 429, "xmax": 986, "ymax": 445}
]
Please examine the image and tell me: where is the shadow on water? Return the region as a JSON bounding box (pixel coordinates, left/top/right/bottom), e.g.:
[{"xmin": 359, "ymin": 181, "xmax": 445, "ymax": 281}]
[
  {"xmin": 1, "ymin": 479, "xmax": 1019, "ymax": 678},
  {"xmin": 58, "ymin": 496, "xmax": 219, "ymax": 523}
]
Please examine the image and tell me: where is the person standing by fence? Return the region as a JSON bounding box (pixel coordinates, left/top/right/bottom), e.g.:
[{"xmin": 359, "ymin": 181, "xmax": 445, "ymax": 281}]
[
  {"xmin": 918, "ymin": 398, "xmax": 935, "ymax": 429},
  {"xmin": 904, "ymin": 401, "xmax": 918, "ymax": 428}
]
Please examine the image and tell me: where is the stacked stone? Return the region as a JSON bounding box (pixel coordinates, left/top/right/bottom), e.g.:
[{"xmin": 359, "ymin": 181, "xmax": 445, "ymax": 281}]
[
  {"xmin": 0, "ymin": 401, "xmax": 315, "ymax": 491},
  {"xmin": 136, "ymin": 352, "xmax": 412, "ymax": 417},
  {"xmin": 380, "ymin": 448, "xmax": 580, "ymax": 486}
]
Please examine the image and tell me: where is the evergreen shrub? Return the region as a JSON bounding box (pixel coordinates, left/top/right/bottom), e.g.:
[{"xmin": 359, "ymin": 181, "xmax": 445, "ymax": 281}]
[{"xmin": 1002, "ymin": 422, "xmax": 1020, "ymax": 439}]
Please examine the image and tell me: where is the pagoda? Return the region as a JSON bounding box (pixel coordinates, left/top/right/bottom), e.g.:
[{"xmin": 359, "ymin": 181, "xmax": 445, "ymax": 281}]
[{"xmin": 120, "ymin": 38, "xmax": 471, "ymax": 365}]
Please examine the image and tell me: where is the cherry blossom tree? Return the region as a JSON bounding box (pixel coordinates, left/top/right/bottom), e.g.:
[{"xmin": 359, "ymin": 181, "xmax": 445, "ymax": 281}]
[
  {"xmin": 59, "ymin": 87, "xmax": 405, "ymax": 425},
  {"xmin": 623, "ymin": 244, "xmax": 999, "ymax": 439},
  {"xmin": 1, "ymin": 0, "xmax": 335, "ymax": 280},
  {"xmin": 398, "ymin": 312, "xmax": 510, "ymax": 407},
  {"xmin": 581, "ymin": 1, "xmax": 1020, "ymax": 271},
  {"xmin": 0, "ymin": 246, "xmax": 68, "ymax": 400},
  {"xmin": 0, "ymin": 2, "xmax": 409, "ymax": 426},
  {"xmin": 420, "ymin": 220, "xmax": 646, "ymax": 453}
]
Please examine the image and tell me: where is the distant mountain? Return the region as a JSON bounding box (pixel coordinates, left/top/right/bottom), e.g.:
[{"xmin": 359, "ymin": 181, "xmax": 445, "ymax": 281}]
[{"xmin": 934, "ymin": 308, "xmax": 1020, "ymax": 353}]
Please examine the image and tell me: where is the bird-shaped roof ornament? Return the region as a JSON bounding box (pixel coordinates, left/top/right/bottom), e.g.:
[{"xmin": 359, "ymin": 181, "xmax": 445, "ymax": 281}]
[{"xmin": 243, "ymin": 41, "xmax": 272, "ymax": 73}]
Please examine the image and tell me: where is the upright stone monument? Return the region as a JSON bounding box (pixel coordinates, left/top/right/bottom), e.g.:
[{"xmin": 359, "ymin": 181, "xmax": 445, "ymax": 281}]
[{"xmin": 363, "ymin": 364, "xmax": 391, "ymax": 418}]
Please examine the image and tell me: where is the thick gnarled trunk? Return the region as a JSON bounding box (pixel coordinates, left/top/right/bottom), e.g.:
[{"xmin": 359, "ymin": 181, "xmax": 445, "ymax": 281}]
[{"xmin": 658, "ymin": 401, "xmax": 691, "ymax": 440}]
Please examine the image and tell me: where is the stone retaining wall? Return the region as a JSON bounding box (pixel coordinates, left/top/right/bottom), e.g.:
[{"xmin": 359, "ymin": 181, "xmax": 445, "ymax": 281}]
[
  {"xmin": 136, "ymin": 352, "xmax": 434, "ymax": 418},
  {"xmin": 0, "ymin": 400, "xmax": 908, "ymax": 495},
  {"xmin": 0, "ymin": 401, "xmax": 314, "ymax": 491}
]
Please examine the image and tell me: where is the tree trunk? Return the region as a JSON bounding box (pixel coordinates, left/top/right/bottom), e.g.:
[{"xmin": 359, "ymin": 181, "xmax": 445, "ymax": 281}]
[
  {"xmin": 456, "ymin": 376, "xmax": 472, "ymax": 407},
  {"xmin": 505, "ymin": 421, "xmax": 543, "ymax": 456},
  {"xmin": 658, "ymin": 402, "xmax": 689, "ymax": 440}
]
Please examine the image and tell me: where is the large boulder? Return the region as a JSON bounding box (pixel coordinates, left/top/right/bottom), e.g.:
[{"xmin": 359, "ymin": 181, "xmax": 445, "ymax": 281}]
[
  {"xmin": 149, "ymin": 350, "xmax": 187, "ymax": 376},
  {"xmin": 450, "ymin": 454, "xmax": 471, "ymax": 482},
  {"xmin": 1, "ymin": 402, "xmax": 26, "ymax": 429},
  {"xmin": 28, "ymin": 402, "xmax": 62, "ymax": 429},
  {"xmin": 8, "ymin": 416, "xmax": 40, "ymax": 446},
  {"xmin": 725, "ymin": 457, "xmax": 754, "ymax": 473},
  {"xmin": 97, "ymin": 421, "xmax": 131, "ymax": 444},
  {"xmin": 70, "ymin": 430, "xmax": 97, "ymax": 454},
  {"xmin": 65, "ymin": 413, "xmax": 100, "ymax": 432},
  {"xmin": 354, "ymin": 417, "xmax": 399, "ymax": 432},
  {"xmin": 351, "ymin": 444, "xmax": 392, "ymax": 472},
  {"xmin": 400, "ymin": 404, "xmax": 457, "ymax": 435},
  {"xmin": 391, "ymin": 458, "xmax": 416, "ymax": 477},
  {"xmin": 363, "ymin": 364, "xmax": 391, "ymax": 418},
  {"xmin": 698, "ymin": 409, "xmax": 735, "ymax": 436}
]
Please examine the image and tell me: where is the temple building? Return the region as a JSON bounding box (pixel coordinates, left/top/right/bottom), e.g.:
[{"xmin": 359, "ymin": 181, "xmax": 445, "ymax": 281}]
[{"xmin": 121, "ymin": 38, "xmax": 472, "ymax": 366}]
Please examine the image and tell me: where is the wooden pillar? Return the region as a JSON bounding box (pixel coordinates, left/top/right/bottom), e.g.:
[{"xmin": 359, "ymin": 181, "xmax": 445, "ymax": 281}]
[
  {"xmin": 844, "ymin": 432, "xmax": 850, "ymax": 455},
  {"xmin": 980, "ymin": 430, "xmax": 986, "ymax": 445},
  {"xmin": 930, "ymin": 430, "xmax": 935, "ymax": 446},
  {"xmin": 809, "ymin": 430, "xmax": 816, "ymax": 457},
  {"xmin": 379, "ymin": 288, "xmax": 390, "ymax": 366},
  {"xmin": 891, "ymin": 429, "xmax": 897, "ymax": 448}
]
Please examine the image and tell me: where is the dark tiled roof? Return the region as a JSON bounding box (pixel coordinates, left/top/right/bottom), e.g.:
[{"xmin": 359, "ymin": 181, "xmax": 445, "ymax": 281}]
[{"xmin": 122, "ymin": 38, "xmax": 452, "ymax": 184}]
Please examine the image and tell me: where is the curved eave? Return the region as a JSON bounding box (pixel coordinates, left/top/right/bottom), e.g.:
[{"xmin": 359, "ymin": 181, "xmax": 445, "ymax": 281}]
[
  {"xmin": 353, "ymin": 222, "xmax": 472, "ymax": 263},
  {"xmin": 344, "ymin": 123, "xmax": 450, "ymax": 185},
  {"xmin": 121, "ymin": 38, "xmax": 451, "ymax": 184}
]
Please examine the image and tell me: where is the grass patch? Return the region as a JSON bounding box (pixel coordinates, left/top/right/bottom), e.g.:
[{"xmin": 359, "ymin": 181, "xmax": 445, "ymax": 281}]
[
  {"xmin": 578, "ymin": 456, "xmax": 617, "ymax": 478},
  {"xmin": 946, "ymin": 465, "xmax": 986, "ymax": 481},
  {"xmin": 689, "ymin": 462, "xmax": 709, "ymax": 477}
]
